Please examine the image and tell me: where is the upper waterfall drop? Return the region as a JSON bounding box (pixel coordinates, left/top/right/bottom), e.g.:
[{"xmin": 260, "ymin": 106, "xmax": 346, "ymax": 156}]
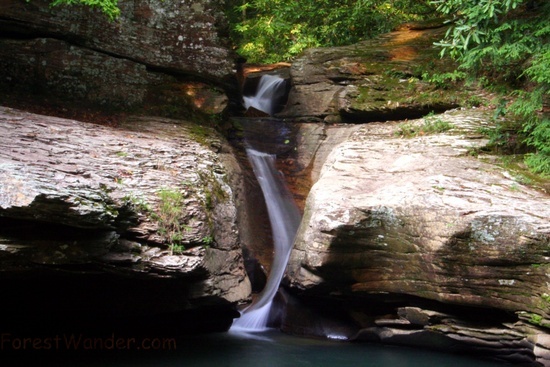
[{"xmin": 243, "ymin": 74, "xmax": 288, "ymax": 116}]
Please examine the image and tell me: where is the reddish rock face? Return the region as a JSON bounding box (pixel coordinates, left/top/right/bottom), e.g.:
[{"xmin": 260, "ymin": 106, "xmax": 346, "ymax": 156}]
[{"xmin": 0, "ymin": 0, "xmax": 234, "ymax": 111}]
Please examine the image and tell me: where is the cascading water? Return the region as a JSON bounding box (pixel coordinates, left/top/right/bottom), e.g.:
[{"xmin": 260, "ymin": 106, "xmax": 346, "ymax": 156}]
[
  {"xmin": 231, "ymin": 72, "xmax": 301, "ymax": 332},
  {"xmin": 243, "ymin": 74, "xmax": 287, "ymax": 116},
  {"xmin": 232, "ymin": 149, "xmax": 301, "ymax": 331}
]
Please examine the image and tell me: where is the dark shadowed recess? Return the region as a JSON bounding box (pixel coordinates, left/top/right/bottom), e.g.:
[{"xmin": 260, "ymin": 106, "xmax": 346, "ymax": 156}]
[{"xmin": 0, "ymin": 217, "xmax": 238, "ymax": 337}]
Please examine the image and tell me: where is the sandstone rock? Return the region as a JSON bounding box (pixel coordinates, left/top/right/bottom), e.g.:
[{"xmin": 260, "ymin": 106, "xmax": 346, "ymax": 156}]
[
  {"xmin": 397, "ymin": 307, "xmax": 452, "ymax": 326},
  {"xmin": 534, "ymin": 334, "xmax": 550, "ymax": 366},
  {"xmin": 0, "ymin": 0, "xmax": 234, "ymax": 110},
  {"xmin": 0, "ymin": 106, "xmax": 251, "ymax": 331},
  {"xmin": 0, "ymin": 0, "xmax": 233, "ymax": 79},
  {"xmin": 284, "ymin": 108, "xmax": 550, "ymax": 363},
  {"xmin": 355, "ymin": 322, "xmax": 537, "ymax": 365},
  {"xmin": 244, "ymin": 106, "xmax": 271, "ymax": 118},
  {"xmin": 287, "ymin": 109, "xmax": 550, "ymax": 312},
  {"xmin": 279, "ymin": 26, "xmax": 465, "ymax": 122}
]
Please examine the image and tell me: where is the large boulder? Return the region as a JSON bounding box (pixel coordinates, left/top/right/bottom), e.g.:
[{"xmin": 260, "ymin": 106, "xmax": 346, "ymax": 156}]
[
  {"xmin": 0, "ymin": 0, "xmax": 234, "ymax": 110},
  {"xmin": 284, "ymin": 109, "xmax": 550, "ymax": 365},
  {"xmin": 0, "ymin": 106, "xmax": 251, "ymax": 332}
]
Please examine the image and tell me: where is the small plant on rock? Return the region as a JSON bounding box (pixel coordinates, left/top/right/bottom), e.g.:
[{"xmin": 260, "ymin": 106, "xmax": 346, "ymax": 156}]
[
  {"xmin": 395, "ymin": 112, "xmax": 453, "ymax": 137},
  {"xmin": 156, "ymin": 188, "xmax": 190, "ymax": 255}
]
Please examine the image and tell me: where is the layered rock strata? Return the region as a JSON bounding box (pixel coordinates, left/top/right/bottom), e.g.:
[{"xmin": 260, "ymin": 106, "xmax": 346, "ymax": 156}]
[
  {"xmin": 0, "ymin": 0, "xmax": 233, "ymax": 111},
  {"xmin": 0, "ymin": 106, "xmax": 251, "ymax": 332},
  {"xmin": 284, "ymin": 109, "xmax": 550, "ymax": 365}
]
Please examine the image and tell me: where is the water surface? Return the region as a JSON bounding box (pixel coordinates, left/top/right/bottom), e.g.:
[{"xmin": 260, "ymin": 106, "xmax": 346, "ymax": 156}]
[{"xmin": 63, "ymin": 330, "xmax": 508, "ymax": 367}]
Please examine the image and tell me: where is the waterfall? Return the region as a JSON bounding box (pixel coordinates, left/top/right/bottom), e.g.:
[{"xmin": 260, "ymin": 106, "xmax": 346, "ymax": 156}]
[
  {"xmin": 231, "ymin": 149, "xmax": 301, "ymax": 332},
  {"xmin": 243, "ymin": 75, "xmax": 287, "ymax": 116}
]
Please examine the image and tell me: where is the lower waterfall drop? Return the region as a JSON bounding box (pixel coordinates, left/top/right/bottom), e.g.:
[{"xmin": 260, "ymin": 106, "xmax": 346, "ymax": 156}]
[{"xmin": 231, "ymin": 148, "xmax": 301, "ymax": 331}]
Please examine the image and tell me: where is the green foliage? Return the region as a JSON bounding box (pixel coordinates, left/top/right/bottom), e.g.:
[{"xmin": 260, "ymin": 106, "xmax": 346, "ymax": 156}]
[
  {"xmin": 156, "ymin": 189, "xmax": 189, "ymax": 255},
  {"xmin": 516, "ymin": 60, "xmax": 550, "ymax": 176},
  {"xmin": 170, "ymin": 244, "xmax": 186, "ymax": 254},
  {"xmin": 122, "ymin": 194, "xmax": 152, "ymax": 214},
  {"xmin": 479, "ymin": 123, "xmax": 521, "ymax": 153},
  {"xmin": 432, "ymin": 0, "xmax": 550, "ymax": 176},
  {"xmin": 201, "ymin": 235, "xmax": 214, "ymax": 247},
  {"xmin": 524, "ymin": 117, "xmax": 550, "ymax": 176},
  {"xmin": 47, "ymin": 0, "xmax": 120, "ymax": 20},
  {"xmin": 395, "ymin": 112, "xmax": 453, "ymax": 137},
  {"xmin": 421, "ymin": 70, "xmax": 467, "ymax": 89},
  {"xmin": 465, "ymin": 94, "xmax": 484, "ymax": 107},
  {"xmin": 476, "ymin": 110, "xmax": 529, "ymax": 155},
  {"xmin": 433, "ymin": 0, "xmax": 523, "ymax": 59},
  {"xmin": 225, "ymin": 0, "xmax": 436, "ymax": 63}
]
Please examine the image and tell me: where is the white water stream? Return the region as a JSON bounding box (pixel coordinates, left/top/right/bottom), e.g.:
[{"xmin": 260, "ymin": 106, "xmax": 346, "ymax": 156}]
[
  {"xmin": 243, "ymin": 74, "xmax": 287, "ymax": 116},
  {"xmin": 231, "ymin": 149, "xmax": 301, "ymax": 331},
  {"xmin": 232, "ymin": 73, "xmax": 301, "ymax": 331}
]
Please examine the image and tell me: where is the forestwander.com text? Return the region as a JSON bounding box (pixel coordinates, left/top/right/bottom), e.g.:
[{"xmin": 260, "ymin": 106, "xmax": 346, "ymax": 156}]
[{"xmin": 1, "ymin": 333, "xmax": 177, "ymax": 351}]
